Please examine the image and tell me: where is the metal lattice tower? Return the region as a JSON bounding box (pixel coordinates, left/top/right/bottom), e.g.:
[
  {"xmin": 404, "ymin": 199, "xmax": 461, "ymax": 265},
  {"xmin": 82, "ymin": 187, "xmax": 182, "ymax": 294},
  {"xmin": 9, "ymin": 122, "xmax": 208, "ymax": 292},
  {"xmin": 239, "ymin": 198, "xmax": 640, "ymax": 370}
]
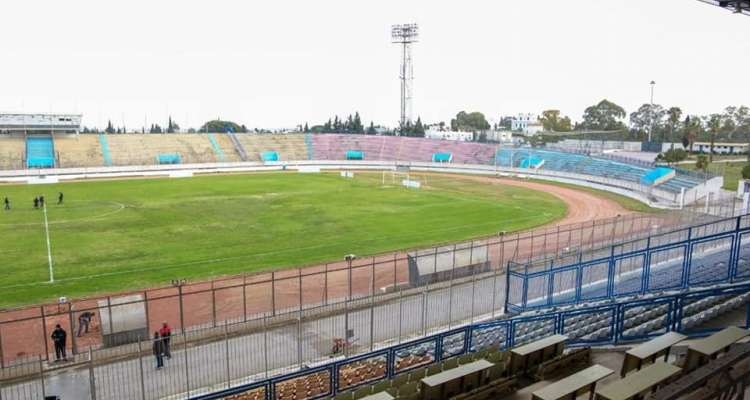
[{"xmin": 391, "ymin": 23, "xmax": 419, "ymax": 132}]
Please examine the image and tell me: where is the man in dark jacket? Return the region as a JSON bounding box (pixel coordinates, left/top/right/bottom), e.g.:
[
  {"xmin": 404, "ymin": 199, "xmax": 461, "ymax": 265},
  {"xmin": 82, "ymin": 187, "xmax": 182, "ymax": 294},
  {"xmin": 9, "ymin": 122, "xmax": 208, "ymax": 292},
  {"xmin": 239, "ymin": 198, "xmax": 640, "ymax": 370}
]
[
  {"xmin": 51, "ymin": 324, "xmax": 67, "ymax": 361},
  {"xmin": 77, "ymin": 311, "xmax": 95, "ymax": 337},
  {"xmin": 3, "ymin": 197, "xmax": 9, "ymax": 210},
  {"xmin": 152, "ymin": 332, "xmax": 164, "ymax": 369}
]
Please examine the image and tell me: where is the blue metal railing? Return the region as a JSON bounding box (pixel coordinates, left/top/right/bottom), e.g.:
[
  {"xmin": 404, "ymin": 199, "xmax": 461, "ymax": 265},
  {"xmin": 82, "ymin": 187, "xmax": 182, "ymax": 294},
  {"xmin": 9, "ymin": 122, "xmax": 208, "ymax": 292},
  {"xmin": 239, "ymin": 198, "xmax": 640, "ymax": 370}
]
[
  {"xmin": 504, "ymin": 215, "xmax": 750, "ymax": 313},
  {"xmin": 189, "ymin": 283, "xmax": 750, "ymax": 400}
]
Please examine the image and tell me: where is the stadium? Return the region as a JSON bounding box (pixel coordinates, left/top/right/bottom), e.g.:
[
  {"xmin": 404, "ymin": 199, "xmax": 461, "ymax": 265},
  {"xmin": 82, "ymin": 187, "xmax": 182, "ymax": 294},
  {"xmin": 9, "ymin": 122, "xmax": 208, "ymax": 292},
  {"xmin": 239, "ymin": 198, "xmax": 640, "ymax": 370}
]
[{"xmin": 2, "ymin": 2, "xmax": 750, "ymax": 400}]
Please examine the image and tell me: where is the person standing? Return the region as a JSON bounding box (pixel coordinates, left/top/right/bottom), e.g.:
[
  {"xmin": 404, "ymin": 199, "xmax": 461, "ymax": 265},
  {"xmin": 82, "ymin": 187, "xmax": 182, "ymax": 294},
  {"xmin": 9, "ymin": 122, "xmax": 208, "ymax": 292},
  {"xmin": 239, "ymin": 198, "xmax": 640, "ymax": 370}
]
[
  {"xmin": 3, "ymin": 197, "xmax": 9, "ymax": 210},
  {"xmin": 152, "ymin": 332, "xmax": 164, "ymax": 369},
  {"xmin": 77, "ymin": 311, "xmax": 95, "ymax": 337},
  {"xmin": 39, "ymin": 196, "xmax": 45, "ymax": 207},
  {"xmin": 51, "ymin": 324, "xmax": 67, "ymax": 361},
  {"xmin": 159, "ymin": 322, "xmax": 172, "ymax": 359},
  {"xmin": 33, "ymin": 197, "xmax": 39, "ymax": 209},
  {"xmin": 58, "ymin": 192, "xmax": 64, "ymax": 205}
]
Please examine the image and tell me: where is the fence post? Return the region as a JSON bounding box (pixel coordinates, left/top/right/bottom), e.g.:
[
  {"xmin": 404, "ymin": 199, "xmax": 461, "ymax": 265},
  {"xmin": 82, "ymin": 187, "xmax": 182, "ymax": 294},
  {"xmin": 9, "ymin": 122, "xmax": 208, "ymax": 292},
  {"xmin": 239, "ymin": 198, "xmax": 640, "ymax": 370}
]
[
  {"xmin": 242, "ymin": 275, "xmax": 247, "ymax": 322},
  {"xmin": 88, "ymin": 350, "xmax": 97, "ymax": 400},
  {"xmin": 106, "ymin": 297, "xmax": 113, "ymax": 339},
  {"xmin": 397, "ymin": 290, "xmax": 403, "ymax": 344},
  {"xmin": 263, "ymin": 314, "xmax": 269, "ymax": 378},
  {"xmin": 470, "ymin": 266, "xmax": 477, "ymax": 324},
  {"xmin": 224, "ymin": 324, "xmax": 231, "ymax": 389},
  {"xmin": 137, "ymin": 339, "xmax": 146, "ymax": 400},
  {"xmin": 370, "ymin": 258, "xmax": 375, "ymax": 352},
  {"xmin": 0, "ymin": 321, "xmax": 4, "ymax": 369},
  {"xmin": 212, "ymin": 282, "xmax": 217, "ymax": 328},
  {"xmin": 183, "ymin": 331, "xmax": 190, "ymax": 397},
  {"xmin": 448, "ymin": 244, "xmax": 456, "ymax": 329},
  {"xmin": 324, "ymin": 264, "xmax": 329, "ymax": 306},
  {"xmin": 69, "ymin": 304, "xmax": 77, "ymax": 356},
  {"xmin": 491, "ymin": 265, "xmax": 499, "ymax": 319},
  {"xmin": 39, "ymin": 355, "xmax": 46, "ymax": 399},
  {"xmin": 143, "ymin": 291, "xmax": 150, "ymax": 333},
  {"xmin": 271, "ymin": 272, "xmax": 276, "ymax": 316},
  {"xmin": 177, "ymin": 285, "xmax": 185, "ymax": 333},
  {"xmin": 41, "ymin": 306, "xmax": 49, "ymax": 361},
  {"xmin": 297, "ymin": 272, "xmax": 303, "ymax": 368}
]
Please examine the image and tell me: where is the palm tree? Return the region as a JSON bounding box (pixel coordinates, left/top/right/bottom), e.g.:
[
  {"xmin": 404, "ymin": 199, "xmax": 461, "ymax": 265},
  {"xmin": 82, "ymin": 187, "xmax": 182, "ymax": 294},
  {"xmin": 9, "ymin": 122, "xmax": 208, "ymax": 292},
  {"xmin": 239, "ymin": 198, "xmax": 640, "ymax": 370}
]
[
  {"xmin": 707, "ymin": 114, "xmax": 722, "ymax": 163},
  {"xmin": 666, "ymin": 107, "xmax": 682, "ymax": 149}
]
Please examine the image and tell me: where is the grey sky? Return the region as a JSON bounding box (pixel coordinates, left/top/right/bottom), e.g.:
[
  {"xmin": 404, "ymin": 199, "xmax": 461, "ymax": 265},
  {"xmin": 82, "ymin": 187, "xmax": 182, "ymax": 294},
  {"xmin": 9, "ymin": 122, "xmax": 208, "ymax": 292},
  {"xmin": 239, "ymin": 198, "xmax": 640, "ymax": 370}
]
[{"xmin": 0, "ymin": 0, "xmax": 747, "ymax": 130}]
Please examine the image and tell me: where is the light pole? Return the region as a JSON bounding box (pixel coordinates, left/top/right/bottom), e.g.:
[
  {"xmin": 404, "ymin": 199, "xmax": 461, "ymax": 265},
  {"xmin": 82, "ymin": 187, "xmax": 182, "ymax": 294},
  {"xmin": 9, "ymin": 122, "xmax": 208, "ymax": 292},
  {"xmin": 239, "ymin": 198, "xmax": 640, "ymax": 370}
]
[
  {"xmin": 344, "ymin": 254, "xmax": 356, "ymax": 357},
  {"xmin": 171, "ymin": 278, "xmax": 186, "ymax": 331},
  {"xmin": 649, "ymin": 80, "xmax": 656, "ymax": 142},
  {"xmin": 345, "ymin": 254, "xmax": 357, "ymax": 300}
]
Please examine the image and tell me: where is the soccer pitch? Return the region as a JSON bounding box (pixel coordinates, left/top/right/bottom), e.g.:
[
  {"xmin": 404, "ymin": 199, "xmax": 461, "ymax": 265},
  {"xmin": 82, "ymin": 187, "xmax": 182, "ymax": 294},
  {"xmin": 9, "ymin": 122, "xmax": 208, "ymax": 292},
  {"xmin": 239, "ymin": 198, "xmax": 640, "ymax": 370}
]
[{"xmin": 0, "ymin": 172, "xmax": 566, "ymax": 307}]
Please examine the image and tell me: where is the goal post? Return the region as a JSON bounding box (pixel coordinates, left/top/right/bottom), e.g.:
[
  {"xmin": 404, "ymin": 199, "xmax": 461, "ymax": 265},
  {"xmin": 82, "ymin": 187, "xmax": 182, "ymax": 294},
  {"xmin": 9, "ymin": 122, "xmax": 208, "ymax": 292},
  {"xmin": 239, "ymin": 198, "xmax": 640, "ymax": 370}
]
[{"xmin": 381, "ymin": 170, "xmax": 426, "ymax": 188}]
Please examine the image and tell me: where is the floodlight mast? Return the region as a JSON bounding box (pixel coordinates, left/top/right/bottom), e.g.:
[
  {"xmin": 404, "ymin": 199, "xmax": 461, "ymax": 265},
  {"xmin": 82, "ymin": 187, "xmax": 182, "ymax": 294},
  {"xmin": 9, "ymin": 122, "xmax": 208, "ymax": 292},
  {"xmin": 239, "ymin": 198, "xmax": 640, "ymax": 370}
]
[{"xmin": 391, "ymin": 23, "xmax": 419, "ymax": 134}]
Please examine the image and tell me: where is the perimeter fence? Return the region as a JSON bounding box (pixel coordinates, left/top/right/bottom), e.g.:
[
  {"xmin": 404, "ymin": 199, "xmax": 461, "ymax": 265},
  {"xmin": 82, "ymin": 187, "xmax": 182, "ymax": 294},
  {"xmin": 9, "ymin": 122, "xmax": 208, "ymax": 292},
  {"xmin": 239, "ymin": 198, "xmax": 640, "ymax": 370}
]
[{"xmin": 0, "ymin": 207, "xmax": 717, "ymax": 369}]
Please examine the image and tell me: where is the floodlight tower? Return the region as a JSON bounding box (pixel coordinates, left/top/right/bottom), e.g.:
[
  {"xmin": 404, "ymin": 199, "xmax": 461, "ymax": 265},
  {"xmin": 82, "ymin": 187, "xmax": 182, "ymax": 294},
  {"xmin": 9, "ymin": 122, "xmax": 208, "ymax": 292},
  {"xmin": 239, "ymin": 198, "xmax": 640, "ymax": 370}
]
[{"xmin": 391, "ymin": 23, "xmax": 419, "ymax": 133}]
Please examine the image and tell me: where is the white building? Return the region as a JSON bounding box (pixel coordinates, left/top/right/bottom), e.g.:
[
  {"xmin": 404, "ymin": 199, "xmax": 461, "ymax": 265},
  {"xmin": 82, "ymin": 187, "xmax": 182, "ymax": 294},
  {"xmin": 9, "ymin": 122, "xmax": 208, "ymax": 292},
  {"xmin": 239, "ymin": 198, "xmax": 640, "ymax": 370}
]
[
  {"xmin": 0, "ymin": 113, "xmax": 82, "ymax": 134},
  {"xmin": 485, "ymin": 130, "xmax": 514, "ymax": 143},
  {"xmin": 511, "ymin": 113, "xmax": 543, "ymax": 135},
  {"xmin": 425, "ymin": 129, "xmax": 473, "ymax": 141}
]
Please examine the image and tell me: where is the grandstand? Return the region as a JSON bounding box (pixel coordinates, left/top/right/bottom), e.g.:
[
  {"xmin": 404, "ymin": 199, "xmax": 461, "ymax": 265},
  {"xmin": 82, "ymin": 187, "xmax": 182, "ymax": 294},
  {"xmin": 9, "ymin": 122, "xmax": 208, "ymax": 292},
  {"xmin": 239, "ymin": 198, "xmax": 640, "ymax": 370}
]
[
  {"xmin": 104, "ymin": 134, "xmax": 230, "ymax": 165},
  {"xmin": 495, "ymin": 148, "xmax": 704, "ymax": 194},
  {"xmin": 54, "ymin": 134, "xmax": 105, "ymax": 168},
  {"xmin": 25, "ymin": 135, "xmax": 55, "ymax": 168},
  {"xmin": 0, "ymin": 134, "xmax": 26, "ymax": 170},
  {"xmin": 234, "ymin": 133, "xmax": 308, "ymax": 161}
]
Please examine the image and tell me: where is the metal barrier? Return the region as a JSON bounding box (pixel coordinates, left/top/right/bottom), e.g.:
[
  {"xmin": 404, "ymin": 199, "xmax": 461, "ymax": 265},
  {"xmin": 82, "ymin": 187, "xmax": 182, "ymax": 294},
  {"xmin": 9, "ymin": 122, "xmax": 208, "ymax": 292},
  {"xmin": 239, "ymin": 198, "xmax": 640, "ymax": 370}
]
[{"xmin": 505, "ymin": 214, "xmax": 750, "ymax": 313}]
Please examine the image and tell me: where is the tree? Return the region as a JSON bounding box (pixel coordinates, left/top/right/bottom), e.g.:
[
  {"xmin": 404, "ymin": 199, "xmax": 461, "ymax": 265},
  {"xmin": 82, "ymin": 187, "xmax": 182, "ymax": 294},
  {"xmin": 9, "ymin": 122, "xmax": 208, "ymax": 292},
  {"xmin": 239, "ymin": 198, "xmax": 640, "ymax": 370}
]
[
  {"xmin": 742, "ymin": 164, "xmax": 750, "ymax": 180},
  {"xmin": 706, "ymin": 114, "xmax": 722, "ymax": 162},
  {"xmin": 497, "ymin": 116, "xmax": 513, "ymax": 130},
  {"xmin": 413, "ymin": 117, "xmax": 425, "ymax": 137},
  {"xmin": 477, "ymin": 132, "xmax": 487, "ymax": 143},
  {"xmin": 629, "ymin": 104, "xmax": 666, "ymax": 139},
  {"xmin": 366, "ymin": 121, "xmax": 376, "ymax": 135},
  {"xmin": 581, "ymin": 99, "xmax": 626, "ymax": 131},
  {"xmin": 200, "ymin": 120, "xmax": 243, "ymax": 133},
  {"xmin": 167, "ymin": 116, "xmax": 180, "ymax": 133},
  {"xmin": 149, "ymin": 123, "xmax": 163, "ymax": 133},
  {"xmin": 539, "ymin": 110, "xmax": 573, "ymax": 132},
  {"xmin": 105, "ymin": 120, "xmax": 115, "ymax": 134},
  {"xmin": 695, "ymin": 154, "xmax": 709, "ymax": 171},
  {"xmin": 450, "ymin": 111, "xmax": 490, "ymax": 132},
  {"xmin": 683, "ymin": 115, "xmax": 702, "ymax": 153},
  {"xmin": 660, "ymin": 148, "xmax": 687, "ymax": 164},
  {"xmin": 666, "ymin": 107, "xmax": 682, "ymax": 146},
  {"xmin": 353, "ymin": 112, "xmax": 363, "ymax": 134},
  {"xmin": 303, "ymin": 122, "xmax": 309, "ymax": 133}
]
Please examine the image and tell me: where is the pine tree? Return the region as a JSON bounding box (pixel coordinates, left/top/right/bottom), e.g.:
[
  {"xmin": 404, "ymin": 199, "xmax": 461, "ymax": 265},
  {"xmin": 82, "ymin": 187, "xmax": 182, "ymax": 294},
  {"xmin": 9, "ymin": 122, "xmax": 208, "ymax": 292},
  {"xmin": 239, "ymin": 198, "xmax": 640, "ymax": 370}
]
[
  {"xmin": 414, "ymin": 117, "xmax": 425, "ymax": 137},
  {"xmin": 367, "ymin": 121, "xmax": 376, "ymax": 135},
  {"xmin": 304, "ymin": 122, "xmax": 309, "ymax": 133},
  {"xmin": 353, "ymin": 112, "xmax": 363, "ymax": 134},
  {"xmin": 106, "ymin": 120, "xmax": 115, "ymax": 134}
]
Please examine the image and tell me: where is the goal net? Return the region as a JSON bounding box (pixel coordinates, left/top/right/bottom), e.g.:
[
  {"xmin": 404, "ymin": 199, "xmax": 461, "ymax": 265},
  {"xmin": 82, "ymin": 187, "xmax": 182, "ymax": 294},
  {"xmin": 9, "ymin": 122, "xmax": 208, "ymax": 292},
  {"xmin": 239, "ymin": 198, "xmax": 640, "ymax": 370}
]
[{"xmin": 382, "ymin": 170, "xmax": 427, "ymax": 188}]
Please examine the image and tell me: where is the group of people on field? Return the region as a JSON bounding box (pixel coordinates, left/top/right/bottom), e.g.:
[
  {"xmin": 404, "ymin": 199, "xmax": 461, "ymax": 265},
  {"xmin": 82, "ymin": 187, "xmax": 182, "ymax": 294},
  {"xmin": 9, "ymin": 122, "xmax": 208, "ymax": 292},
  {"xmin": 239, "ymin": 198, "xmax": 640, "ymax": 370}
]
[
  {"xmin": 50, "ymin": 316, "xmax": 173, "ymax": 370},
  {"xmin": 2, "ymin": 192, "xmax": 63, "ymax": 211}
]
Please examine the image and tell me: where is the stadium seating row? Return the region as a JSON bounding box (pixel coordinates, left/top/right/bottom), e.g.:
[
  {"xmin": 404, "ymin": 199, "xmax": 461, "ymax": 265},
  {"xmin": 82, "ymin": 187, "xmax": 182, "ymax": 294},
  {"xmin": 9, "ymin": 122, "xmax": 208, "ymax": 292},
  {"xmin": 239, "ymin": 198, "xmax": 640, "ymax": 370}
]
[{"xmin": 495, "ymin": 148, "xmax": 703, "ymax": 193}]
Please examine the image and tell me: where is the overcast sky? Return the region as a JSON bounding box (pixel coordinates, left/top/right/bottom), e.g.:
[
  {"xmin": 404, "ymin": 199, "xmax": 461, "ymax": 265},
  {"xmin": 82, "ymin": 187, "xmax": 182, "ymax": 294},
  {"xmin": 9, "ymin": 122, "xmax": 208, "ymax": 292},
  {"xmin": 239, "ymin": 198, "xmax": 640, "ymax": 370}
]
[{"xmin": 0, "ymin": 0, "xmax": 748, "ymax": 130}]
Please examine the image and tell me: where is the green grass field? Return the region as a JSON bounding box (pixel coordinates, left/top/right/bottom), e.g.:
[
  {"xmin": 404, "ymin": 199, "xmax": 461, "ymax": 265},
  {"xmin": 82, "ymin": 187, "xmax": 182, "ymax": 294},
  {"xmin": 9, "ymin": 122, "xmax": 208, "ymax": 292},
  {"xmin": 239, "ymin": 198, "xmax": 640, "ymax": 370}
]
[
  {"xmin": 0, "ymin": 172, "xmax": 566, "ymax": 307},
  {"xmin": 682, "ymin": 161, "xmax": 744, "ymax": 191}
]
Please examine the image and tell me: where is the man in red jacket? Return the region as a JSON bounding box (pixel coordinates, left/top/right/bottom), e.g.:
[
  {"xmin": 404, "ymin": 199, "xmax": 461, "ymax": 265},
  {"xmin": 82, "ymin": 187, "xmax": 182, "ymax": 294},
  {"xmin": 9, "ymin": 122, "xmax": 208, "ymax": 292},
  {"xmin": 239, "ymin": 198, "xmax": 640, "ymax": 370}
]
[{"xmin": 159, "ymin": 322, "xmax": 172, "ymax": 359}]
